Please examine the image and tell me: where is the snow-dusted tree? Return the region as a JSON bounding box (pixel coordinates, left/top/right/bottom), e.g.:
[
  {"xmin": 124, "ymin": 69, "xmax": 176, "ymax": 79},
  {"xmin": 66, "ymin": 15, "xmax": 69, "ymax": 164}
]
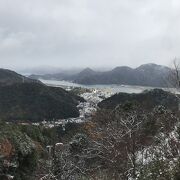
[
  {"xmin": 38, "ymin": 103, "xmax": 180, "ymax": 180},
  {"xmin": 82, "ymin": 102, "xmax": 148, "ymax": 179},
  {"xmin": 136, "ymin": 105, "xmax": 180, "ymax": 180},
  {"xmin": 85, "ymin": 103, "xmax": 180, "ymax": 179}
]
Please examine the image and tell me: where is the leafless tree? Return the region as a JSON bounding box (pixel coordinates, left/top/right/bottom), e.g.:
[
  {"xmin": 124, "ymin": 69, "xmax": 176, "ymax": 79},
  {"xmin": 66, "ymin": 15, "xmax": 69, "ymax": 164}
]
[
  {"xmin": 167, "ymin": 58, "xmax": 180, "ymax": 110},
  {"xmin": 168, "ymin": 58, "xmax": 180, "ymax": 90}
]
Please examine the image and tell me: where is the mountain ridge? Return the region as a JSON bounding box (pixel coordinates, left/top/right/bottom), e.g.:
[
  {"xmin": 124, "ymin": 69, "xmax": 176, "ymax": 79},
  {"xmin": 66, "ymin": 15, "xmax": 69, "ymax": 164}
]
[{"xmin": 29, "ymin": 63, "xmax": 171, "ymax": 87}]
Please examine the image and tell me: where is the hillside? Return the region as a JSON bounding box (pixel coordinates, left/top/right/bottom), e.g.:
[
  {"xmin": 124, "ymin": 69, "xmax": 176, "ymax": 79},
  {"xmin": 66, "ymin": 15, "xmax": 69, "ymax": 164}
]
[
  {"xmin": 98, "ymin": 89, "xmax": 179, "ymax": 112},
  {"xmin": 30, "ymin": 63, "xmax": 171, "ymax": 87},
  {"xmin": 0, "ymin": 68, "xmax": 40, "ymax": 85},
  {"xmin": 0, "ymin": 68, "xmax": 84, "ymax": 122},
  {"xmin": 0, "ymin": 82, "xmax": 82, "ymax": 122}
]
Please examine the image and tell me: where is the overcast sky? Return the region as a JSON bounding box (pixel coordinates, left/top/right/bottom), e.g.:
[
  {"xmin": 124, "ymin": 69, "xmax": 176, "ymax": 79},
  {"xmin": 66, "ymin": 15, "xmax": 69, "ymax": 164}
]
[{"xmin": 0, "ymin": 0, "xmax": 180, "ymax": 70}]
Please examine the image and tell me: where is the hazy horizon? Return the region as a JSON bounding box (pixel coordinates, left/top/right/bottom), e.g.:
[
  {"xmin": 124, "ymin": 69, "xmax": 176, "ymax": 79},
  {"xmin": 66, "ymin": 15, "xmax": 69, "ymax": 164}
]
[
  {"xmin": 15, "ymin": 62, "xmax": 172, "ymax": 75},
  {"xmin": 1, "ymin": 0, "xmax": 180, "ymax": 70}
]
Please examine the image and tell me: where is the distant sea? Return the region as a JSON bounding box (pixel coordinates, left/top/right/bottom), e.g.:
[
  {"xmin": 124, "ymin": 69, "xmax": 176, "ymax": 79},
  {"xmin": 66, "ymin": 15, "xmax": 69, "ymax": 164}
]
[{"xmin": 40, "ymin": 79, "xmax": 159, "ymax": 94}]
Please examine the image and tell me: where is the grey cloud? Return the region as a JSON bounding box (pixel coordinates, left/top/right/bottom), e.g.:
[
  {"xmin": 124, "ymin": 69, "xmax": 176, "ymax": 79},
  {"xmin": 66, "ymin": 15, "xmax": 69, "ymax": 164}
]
[{"xmin": 0, "ymin": 0, "xmax": 180, "ymax": 69}]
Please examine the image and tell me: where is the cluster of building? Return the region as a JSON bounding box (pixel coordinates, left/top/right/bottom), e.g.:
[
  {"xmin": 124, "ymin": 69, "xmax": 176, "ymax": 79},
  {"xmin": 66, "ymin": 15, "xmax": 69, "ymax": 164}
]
[
  {"xmin": 78, "ymin": 88, "xmax": 112, "ymax": 117},
  {"xmin": 33, "ymin": 87, "xmax": 113, "ymax": 128}
]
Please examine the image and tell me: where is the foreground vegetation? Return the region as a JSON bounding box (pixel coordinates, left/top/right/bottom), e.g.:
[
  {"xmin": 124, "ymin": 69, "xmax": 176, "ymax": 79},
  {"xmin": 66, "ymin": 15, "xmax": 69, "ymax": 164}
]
[
  {"xmin": 1, "ymin": 88, "xmax": 180, "ymax": 179},
  {"xmin": 2, "ymin": 102, "xmax": 179, "ymax": 179},
  {"xmin": 0, "ymin": 120, "xmax": 85, "ymax": 180}
]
